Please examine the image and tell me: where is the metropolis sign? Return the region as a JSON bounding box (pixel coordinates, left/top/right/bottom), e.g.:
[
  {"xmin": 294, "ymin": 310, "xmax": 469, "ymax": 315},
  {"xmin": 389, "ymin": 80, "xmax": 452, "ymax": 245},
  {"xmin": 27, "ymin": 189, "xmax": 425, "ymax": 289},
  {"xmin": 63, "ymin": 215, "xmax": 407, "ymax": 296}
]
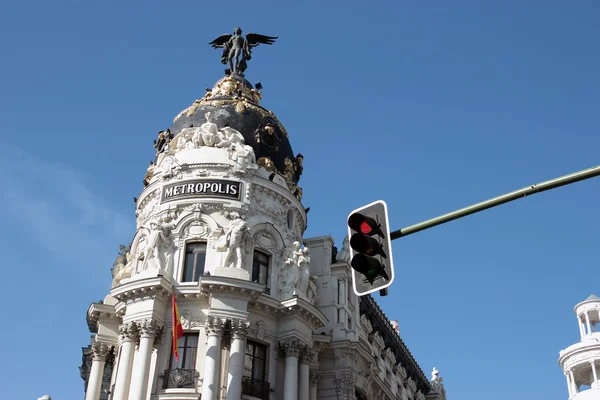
[{"xmin": 161, "ymin": 179, "xmax": 242, "ymax": 203}]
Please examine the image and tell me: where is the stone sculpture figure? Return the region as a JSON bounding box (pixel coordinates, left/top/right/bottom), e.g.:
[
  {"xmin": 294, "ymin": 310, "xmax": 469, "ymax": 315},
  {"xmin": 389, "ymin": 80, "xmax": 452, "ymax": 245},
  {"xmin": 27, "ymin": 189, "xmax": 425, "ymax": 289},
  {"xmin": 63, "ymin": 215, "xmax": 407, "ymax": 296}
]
[
  {"xmin": 336, "ymin": 235, "xmax": 350, "ymax": 263},
  {"xmin": 216, "ymin": 126, "xmax": 245, "ymax": 149},
  {"xmin": 431, "ymin": 367, "xmax": 443, "ymax": 383},
  {"xmin": 223, "ymin": 214, "xmax": 248, "ymax": 269},
  {"xmin": 280, "ymin": 241, "xmax": 312, "ymax": 298},
  {"xmin": 209, "ymin": 27, "xmax": 277, "ymax": 75},
  {"xmin": 298, "ymin": 247, "xmax": 312, "ymax": 294},
  {"xmin": 200, "ymin": 112, "xmax": 220, "ymax": 147},
  {"xmin": 141, "ymin": 220, "xmax": 174, "ymax": 275},
  {"xmin": 112, "ymin": 251, "xmax": 134, "ymax": 288}
]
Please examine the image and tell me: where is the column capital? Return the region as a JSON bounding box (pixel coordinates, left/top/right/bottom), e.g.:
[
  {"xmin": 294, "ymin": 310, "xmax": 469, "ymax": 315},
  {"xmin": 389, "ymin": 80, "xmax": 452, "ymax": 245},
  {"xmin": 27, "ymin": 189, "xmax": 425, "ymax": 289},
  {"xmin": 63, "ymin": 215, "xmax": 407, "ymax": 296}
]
[
  {"xmin": 206, "ymin": 316, "xmax": 226, "ymax": 337},
  {"xmin": 91, "ymin": 342, "xmax": 111, "ymax": 362},
  {"xmin": 230, "ymin": 319, "xmax": 250, "ymax": 339},
  {"xmin": 309, "ymin": 369, "xmax": 320, "ymax": 387},
  {"xmin": 299, "ymin": 346, "xmax": 315, "ymax": 365},
  {"xmin": 119, "ymin": 321, "xmax": 139, "ymax": 342},
  {"xmin": 278, "ymin": 338, "xmax": 305, "ymax": 358},
  {"xmin": 137, "ymin": 319, "xmax": 164, "ymax": 340}
]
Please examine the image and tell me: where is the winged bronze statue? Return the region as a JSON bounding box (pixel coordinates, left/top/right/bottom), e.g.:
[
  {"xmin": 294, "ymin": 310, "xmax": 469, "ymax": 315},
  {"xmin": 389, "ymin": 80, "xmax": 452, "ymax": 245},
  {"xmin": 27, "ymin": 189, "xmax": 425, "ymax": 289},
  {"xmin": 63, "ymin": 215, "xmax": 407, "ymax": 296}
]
[{"xmin": 209, "ymin": 27, "xmax": 277, "ymax": 75}]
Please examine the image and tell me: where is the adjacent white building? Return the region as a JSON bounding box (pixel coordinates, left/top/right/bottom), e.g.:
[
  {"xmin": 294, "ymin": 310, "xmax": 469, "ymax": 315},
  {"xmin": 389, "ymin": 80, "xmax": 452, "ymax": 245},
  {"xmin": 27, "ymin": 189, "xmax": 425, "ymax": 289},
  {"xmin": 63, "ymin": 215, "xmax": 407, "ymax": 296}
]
[
  {"xmin": 79, "ymin": 71, "xmax": 447, "ymax": 400},
  {"xmin": 559, "ymin": 295, "xmax": 600, "ymax": 399}
]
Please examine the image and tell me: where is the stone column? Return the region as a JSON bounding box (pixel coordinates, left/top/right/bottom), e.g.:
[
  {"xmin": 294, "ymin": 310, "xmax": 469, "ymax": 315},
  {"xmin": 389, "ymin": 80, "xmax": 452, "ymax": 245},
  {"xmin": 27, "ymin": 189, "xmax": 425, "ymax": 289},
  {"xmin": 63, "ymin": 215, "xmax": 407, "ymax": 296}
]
[
  {"xmin": 130, "ymin": 319, "xmax": 162, "ymax": 400},
  {"xmin": 569, "ymin": 370, "xmax": 577, "ymax": 395},
  {"xmin": 298, "ymin": 347, "xmax": 314, "ymax": 400},
  {"xmin": 578, "ymin": 315, "xmax": 586, "ymax": 338},
  {"xmin": 280, "ymin": 339, "xmax": 302, "ymax": 400},
  {"xmin": 591, "ymin": 361, "xmax": 598, "ymax": 388},
  {"xmin": 112, "ymin": 322, "xmax": 139, "ymax": 400},
  {"xmin": 585, "ymin": 313, "xmax": 592, "ymax": 335},
  {"xmin": 309, "ymin": 370, "xmax": 319, "ymax": 400},
  {"xmin": 565, "ymin": 372, "xmax": 573, "ymax": 397},
  {"xmin": 85, "ymin": 342, "xmax": 111, "ymax": 400},
  {"xmin": 226, "ymin": 319, "xmax": 249, "ymax": 400},
  {"xmin": 202, "ymin": 317, "xmax": 225, "ymax": 400}
]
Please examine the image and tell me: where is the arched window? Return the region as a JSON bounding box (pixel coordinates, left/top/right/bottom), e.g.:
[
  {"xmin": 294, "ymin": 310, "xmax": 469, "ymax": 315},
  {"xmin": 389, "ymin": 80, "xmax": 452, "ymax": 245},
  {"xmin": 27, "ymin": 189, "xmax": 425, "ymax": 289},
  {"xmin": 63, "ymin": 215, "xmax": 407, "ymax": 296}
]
[{"xmin": 182, "ymin": 242, "xmax": 206, "ymax": 282}]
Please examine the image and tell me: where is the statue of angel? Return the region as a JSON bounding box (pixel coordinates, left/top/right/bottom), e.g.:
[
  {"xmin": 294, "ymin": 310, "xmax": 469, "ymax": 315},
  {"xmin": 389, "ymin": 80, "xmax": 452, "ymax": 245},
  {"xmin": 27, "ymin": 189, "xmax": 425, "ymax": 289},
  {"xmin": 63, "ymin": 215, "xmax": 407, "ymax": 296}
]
[{"xmin": 209, "ymin": 27, "xmax": 277, "ymax": 75}]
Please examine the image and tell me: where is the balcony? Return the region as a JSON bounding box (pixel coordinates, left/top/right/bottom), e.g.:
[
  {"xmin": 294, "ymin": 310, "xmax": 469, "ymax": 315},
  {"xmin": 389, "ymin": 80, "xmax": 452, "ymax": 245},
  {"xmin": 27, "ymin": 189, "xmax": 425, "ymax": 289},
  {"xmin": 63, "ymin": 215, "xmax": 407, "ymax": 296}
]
[
  {"xmin": 162, "ymin": 368, "xmax": 199, "ymax": 389},
  {"xmin": 242, "ymin": 376, "xmax": 270, "ymax": 400}
]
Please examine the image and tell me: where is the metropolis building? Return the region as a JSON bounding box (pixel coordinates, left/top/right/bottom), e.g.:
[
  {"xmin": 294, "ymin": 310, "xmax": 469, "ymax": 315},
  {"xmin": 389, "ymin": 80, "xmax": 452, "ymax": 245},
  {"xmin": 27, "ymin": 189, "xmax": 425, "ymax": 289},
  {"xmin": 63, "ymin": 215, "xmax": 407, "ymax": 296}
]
[
  {"xmin": 79, "ymin": 38, "xmax": 448, "ymax": 400},
  {"xmin": 559, "ymin": 295, "xmax": 600, "ymax": 399}
]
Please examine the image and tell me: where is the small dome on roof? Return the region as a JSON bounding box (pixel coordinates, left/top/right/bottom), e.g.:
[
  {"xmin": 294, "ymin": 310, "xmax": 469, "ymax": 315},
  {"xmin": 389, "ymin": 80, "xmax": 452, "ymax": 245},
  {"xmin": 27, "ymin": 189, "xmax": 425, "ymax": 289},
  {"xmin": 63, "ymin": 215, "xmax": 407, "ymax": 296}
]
[{"xmin": 585, "ymin": 294, "xmax": 600, "ymax": 301}]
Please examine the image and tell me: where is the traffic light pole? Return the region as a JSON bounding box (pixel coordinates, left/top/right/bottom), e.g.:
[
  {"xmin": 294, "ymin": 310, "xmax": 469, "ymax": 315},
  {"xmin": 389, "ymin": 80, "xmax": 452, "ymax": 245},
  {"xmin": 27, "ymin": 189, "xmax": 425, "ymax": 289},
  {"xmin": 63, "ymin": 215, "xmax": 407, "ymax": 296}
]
[{"xmin": 390, "ymin": 164, "xmax": 600, "ymax": 240}]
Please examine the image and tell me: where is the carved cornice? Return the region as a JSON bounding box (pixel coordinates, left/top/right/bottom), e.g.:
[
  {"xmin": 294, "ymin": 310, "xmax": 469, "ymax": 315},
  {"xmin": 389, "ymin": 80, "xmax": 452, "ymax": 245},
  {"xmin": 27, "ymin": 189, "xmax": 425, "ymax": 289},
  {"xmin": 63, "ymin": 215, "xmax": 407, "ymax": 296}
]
[
  {"xmin": 360, "ymin": 294, "xmax": 430, "ymax": 393},
  {"xmin": 87, "ymin": 302, "xmax": 120, "ymax": 333},
  {"xmin": 201, "ymin": 276, "xmax": 265, "ymax": 302},
  {"xmin": 111, "ymin": 276, "xmax": 172, "ymax": 309},
  {"xmin": 280, "ymin": 297, "xmax": 328, "ymax": 329}
]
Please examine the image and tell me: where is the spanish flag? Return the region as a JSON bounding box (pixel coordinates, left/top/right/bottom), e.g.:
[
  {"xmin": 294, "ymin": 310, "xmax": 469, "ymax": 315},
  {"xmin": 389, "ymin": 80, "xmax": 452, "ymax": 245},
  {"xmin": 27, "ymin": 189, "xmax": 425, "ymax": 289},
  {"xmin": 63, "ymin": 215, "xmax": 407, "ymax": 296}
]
[{"xmin": 172, "ymin": 292, "xmax": 184, "ymax": 361}]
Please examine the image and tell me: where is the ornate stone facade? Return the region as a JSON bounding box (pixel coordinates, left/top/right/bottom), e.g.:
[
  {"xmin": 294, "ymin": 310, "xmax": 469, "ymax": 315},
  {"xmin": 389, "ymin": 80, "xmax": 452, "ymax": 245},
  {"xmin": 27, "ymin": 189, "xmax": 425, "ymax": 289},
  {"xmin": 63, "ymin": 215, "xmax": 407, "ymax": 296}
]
[{"xmin": 79, "ymin": 71, "xmax": 443, "ymax": 400}]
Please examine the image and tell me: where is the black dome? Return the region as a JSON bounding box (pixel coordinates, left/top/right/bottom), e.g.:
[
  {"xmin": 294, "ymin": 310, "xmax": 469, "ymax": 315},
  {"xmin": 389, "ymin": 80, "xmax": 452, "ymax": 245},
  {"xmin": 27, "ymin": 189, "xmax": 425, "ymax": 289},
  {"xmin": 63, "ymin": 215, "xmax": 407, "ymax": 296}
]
[{"xmin": 170, "ymin": 75, "xmax": 301, "ymax": 184}]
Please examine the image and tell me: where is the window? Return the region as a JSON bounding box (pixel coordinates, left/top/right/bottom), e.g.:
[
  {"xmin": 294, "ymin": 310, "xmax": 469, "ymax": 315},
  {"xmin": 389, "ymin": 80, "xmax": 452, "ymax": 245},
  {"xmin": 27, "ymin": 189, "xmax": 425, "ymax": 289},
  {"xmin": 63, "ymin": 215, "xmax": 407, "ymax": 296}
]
[
  {"xmin": 244, "ymin": 341, "xmax": 267, "ymax": 381},
  {"xmin": 252, "ymin": 250, "xmax": 270, "ymax": 286},
  {"xmin": 170, "ymin": 333, "xmax": 198, "ymax": 370},
  {"xmin": 348, "ymin": 314, "xmax": 352, "ymax": 329},
  {"xmin": 183, "ymin": 242, "xmax": 206, "ymax": 282}
]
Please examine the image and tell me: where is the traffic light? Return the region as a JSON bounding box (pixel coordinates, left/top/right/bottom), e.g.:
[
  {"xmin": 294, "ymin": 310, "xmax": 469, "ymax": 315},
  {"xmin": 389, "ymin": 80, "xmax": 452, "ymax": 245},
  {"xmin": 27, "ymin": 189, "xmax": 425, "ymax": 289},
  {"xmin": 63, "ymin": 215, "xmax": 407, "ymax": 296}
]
[{"xmin": 347, "ymin": 200, "xmax": 394, "ymax": 296}]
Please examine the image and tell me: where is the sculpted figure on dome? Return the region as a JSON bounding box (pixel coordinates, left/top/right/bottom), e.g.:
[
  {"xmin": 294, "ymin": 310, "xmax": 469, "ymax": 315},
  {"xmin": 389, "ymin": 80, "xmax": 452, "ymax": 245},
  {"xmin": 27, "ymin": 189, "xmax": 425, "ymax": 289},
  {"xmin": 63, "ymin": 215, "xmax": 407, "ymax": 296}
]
[
  {"xmin": 154, "ymin": 129, "xmax": 173, "ymax": 156},
  {"xmin": 294, "ymin": 153, "xmax": 304, "ymax": 180},
  {"xmin": 216, "ymin": 126, "xmax": 245, "ymax": 149},
  {"xmin": 223, "ymin": 213, "xmax": 248, "ymax": 269},
  {"xmin": 209, "ymin": 27, "xmax": 277, "ymax": 75},
  {"xmin": 141, "ymin": 220, "xmax": 175, "ymax": 275},
  {"xmin": 431, "ymin": 367, "xmax": 443, "ymax": 384},
  {"xmin": 199, "ymin": 112, "xmax": 220, "ymax": 147},
  {"xmin": 143, "ymin": 161, "xmax": 156, "ymax": 187},
  {"xmin": 336, "ymin": 235, "xmax": 350, "ymax": 263}
]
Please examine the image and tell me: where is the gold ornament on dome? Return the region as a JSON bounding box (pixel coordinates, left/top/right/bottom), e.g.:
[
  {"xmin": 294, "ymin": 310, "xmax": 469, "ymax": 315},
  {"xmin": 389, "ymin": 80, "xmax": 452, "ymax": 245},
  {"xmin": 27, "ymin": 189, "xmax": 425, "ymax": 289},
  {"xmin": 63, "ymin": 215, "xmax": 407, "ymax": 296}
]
[
  {"xmin": 186, "ymin": 100, "xmax": 203, "ymax": 118},
  {"xmin": 257, "ymin": 157, "xmax": 276, "ymax": 172},
  {"xmin": 235, "ymin": 101, "xmax": 247, "ymax": 114}
]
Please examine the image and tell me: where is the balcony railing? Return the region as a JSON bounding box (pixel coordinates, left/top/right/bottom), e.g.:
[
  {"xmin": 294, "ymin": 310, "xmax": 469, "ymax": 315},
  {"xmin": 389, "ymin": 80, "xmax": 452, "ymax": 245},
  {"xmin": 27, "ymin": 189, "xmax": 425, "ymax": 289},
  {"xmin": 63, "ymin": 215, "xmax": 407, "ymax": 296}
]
[
  {"xmin": 162, "ymin": 368, "xmax": 199, "ymax": 389},
  {"xmin": 242, "ymin": 376, "xmax": 270, "ymax": 400}
]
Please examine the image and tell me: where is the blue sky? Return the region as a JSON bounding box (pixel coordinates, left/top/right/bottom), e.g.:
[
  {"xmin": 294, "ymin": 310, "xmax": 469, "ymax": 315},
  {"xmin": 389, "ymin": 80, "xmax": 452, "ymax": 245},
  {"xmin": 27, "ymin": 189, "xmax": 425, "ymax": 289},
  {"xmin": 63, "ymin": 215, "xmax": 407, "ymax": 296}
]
[{"xmin": 1, "ymin": 1, "xmax": 599, "ymax": 399}]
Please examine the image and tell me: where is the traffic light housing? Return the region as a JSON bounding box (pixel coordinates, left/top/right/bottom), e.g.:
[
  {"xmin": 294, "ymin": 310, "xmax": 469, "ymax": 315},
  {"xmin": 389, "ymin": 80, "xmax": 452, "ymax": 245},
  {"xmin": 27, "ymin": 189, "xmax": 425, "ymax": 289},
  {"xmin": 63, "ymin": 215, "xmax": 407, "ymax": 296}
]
[{"xmin": 347, "ymin": 200, "xmax": 394, "ymax": 296}]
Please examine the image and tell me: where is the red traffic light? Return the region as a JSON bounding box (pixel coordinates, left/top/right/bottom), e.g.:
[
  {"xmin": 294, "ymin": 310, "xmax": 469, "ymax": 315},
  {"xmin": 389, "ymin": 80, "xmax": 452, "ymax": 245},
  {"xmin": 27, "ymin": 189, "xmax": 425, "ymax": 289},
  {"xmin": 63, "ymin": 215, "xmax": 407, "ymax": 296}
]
[{"xmin": 348, "ymin": 213, "xmax": 384, "ymax": 238}]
